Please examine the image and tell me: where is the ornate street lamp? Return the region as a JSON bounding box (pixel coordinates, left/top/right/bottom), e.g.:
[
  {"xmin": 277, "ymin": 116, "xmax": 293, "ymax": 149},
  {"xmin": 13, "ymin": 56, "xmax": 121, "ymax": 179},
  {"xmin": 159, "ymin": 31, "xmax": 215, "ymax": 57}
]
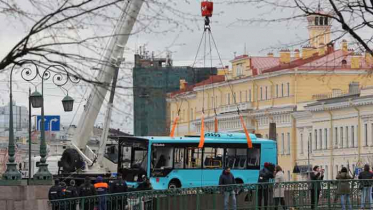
[
  {"xmin": 3, "ymin": 61, "xmax": 79, "ymax": 184},
  {"xmin": 30, "ymin": 91, "xmax": 43, "ymax": 108},
  {"xmin": 62, "ymin": 95, "xmax": 74, "ymax": 112}
]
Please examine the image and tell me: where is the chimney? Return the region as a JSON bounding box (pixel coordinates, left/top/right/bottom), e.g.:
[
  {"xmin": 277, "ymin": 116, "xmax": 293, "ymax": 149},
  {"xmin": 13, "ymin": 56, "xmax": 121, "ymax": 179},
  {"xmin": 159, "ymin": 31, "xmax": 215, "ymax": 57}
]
[
  {"xmin": 326, "ymin": 43, "xmax": 334, "ymax": 54},
  {"xmin": 318, "ymin": 43, "xmax": 326, "ymax": 56},
  {"xmin": 267, "ymin": 52, "xmax": 274, "ymax": 58},
  {"xmin": 179, "ymin": 79, "xmax": 187, "ymax": 90},
  {"xmin": 279, "ymin": 49, "xmax": 291, "ymax": 64},
  {"xmin": 365, "ymin": 52, "xmax": 373, "ymax": 66},
  {"xmin": 348, "ymin": 81, "xmax": 360, "ymax": 94},
  {"xmin": 302, "ymin": 46, "xmax": 314, "ymax": 59},
  {"xmin": 351, "ymin": 53, "xmax": 362, "ymax": 69},
  {"xmin": 342, "ymin": 40, "xmax": 348, "ymax": 55},
  {"xmin": 332, "ymin": 89, "xmax": 342, "ymax": 97},
  {"xmin": 294, "ymin": 49, "xmax": 300, "ymax": 59}
]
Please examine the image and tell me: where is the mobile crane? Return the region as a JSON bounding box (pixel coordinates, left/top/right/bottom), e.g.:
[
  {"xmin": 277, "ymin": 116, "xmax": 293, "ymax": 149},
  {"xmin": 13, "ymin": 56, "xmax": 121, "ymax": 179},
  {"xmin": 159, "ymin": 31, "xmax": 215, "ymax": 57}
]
[{"xmin": 58, "ymin": 0, "xmax": 144, "ymax": 177}]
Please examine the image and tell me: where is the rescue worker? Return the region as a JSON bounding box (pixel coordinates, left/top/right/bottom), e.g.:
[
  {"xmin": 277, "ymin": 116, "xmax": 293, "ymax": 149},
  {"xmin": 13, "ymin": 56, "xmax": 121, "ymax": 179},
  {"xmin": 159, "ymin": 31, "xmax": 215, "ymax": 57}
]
[
  {"xmin": 60, "ymin": 182, "xmax": 68, "ymax": 210},
  {"xmin": 110, "ymin": 173, "xmax": 128, "ymax": 210},
  {"xmin": 65, "ymin": 180, "xmax": 79, "ymax": 210},
  {"xmin": 94, "ymin": 176, "xmax": 109, "ymax": 210},
  {"xmin": 49, "ymin": 180, "xmax": 62, "ymax": 210},
  {"xmin": 78, "ymin": 177, "xmax": 96, "ymax": 210}
]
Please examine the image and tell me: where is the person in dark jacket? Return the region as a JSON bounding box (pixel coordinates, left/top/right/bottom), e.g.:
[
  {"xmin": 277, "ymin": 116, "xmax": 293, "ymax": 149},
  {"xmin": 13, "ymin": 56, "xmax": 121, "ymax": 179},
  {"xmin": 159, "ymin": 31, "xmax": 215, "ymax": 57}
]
[
  {"xmin": 358, "ymin": 164, "xmax": 373, "ymax": 209},
  {"xmin": 309, "ymin": 165, "xmax": 324, "ymax": 209},
  {"xmin": 65, "ymin": 180, "xmax": 79, "ymax": 210},
  {"xmin": 336, "ymin": 167, "xmax": 352, "ymax": 210},
  {"xmin": 110, "ymin": 173, "xmax": 128, "ymax": 210},
  {"xmin": 219, "ymin": 167, "xmax": 236, "ymax": 210},
  {"xmin": 258, "ymin": 162, "xmax": 275, "ymax": 210},
  {"xmin": 94, "ymin": 176, "xmax": 109, "ymax": 210},
  {"xmin": 78, "ymin": 177, "xmax": 97, "ymax": 210},
  {"xmin": 49, "ymin": 180, "xmax": 62, "ymax": 210},
  {"xmin": 138, "ymin": 175, "xmax": 153, "ymax": 191}
]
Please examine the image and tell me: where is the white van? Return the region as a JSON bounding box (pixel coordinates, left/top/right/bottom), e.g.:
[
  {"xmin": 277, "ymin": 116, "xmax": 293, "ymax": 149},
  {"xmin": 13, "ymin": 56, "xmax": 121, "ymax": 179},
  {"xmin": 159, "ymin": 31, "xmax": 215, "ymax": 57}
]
[{"xmin": 20, "ymin": 156, "xmax": 61, "ymax": 178}]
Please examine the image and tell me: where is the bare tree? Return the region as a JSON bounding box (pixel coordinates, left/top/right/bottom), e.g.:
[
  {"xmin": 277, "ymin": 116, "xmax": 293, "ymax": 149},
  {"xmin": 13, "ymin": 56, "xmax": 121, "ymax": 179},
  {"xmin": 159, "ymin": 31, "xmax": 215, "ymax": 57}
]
[{"xmin": 228, "ymin": 0, "xmax": 373, "ymax": 54}]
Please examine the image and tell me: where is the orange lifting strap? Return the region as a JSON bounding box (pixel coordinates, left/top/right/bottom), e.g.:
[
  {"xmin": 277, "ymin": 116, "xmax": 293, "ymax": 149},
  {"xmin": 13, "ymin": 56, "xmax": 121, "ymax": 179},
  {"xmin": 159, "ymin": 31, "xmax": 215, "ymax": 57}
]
[
  {"xmin": 170, "ymin": 115, "xmax": 179, "ymax": 138},
  {"xmin": 198, "ymin": 114, "xmax": 205, "ymax": 148},
  {"xmin": 201, "ymin": 1, "xmax": 213, "ymax": 17},
  {"xmin": 239, "ymin": 115, "xmax": 253, "ymax": 148},
  {"xmin": 214, "ymin": 117, "xmax": 218, "ymax": 133}
]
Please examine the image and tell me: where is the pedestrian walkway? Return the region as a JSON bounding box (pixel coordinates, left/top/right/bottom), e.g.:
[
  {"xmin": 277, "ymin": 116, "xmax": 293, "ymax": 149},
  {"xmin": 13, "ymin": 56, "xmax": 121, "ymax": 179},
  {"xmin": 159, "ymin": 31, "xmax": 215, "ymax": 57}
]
[{"xmin": 51, "ymin": 179, "xmax": 373, "ymax": 210}]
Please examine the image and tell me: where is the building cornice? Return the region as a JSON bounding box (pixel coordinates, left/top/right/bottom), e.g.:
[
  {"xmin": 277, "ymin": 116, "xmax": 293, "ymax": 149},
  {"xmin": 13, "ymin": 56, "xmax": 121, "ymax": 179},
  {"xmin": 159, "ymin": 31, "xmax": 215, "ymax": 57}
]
[
  {"xmin": 306, "ymin": 96, "xmax": 373, "ymax": 112},
  {"xmin": 248, "ymin": 105, "xmax": 296, "ymax": 117}
]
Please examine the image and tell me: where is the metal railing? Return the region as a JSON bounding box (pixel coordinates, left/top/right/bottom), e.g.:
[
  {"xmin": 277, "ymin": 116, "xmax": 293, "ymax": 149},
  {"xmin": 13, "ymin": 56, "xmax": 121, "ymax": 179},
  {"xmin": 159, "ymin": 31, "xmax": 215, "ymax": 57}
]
[{"xmin": 50, "ymin": 179, "xmax": 373, "ymax": 210}]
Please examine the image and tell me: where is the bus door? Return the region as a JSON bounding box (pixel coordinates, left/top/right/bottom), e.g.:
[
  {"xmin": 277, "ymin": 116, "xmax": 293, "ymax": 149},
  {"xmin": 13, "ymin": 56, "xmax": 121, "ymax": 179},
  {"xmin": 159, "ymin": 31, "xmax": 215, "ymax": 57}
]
[
  {"xmin": 202, "ymin": 147, "xmax": 224, "ymax": 186},
  {"xmin": 181, "ymin": 147, "xmax": 203, "ymax": 188}
]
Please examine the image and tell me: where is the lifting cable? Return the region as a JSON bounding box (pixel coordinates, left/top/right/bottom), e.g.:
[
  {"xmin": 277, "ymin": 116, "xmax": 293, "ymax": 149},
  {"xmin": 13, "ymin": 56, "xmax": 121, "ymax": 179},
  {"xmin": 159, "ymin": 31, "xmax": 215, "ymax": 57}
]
[{"xmin": 171, "ymin": 1, "xmax": 252, "ymax": 149}]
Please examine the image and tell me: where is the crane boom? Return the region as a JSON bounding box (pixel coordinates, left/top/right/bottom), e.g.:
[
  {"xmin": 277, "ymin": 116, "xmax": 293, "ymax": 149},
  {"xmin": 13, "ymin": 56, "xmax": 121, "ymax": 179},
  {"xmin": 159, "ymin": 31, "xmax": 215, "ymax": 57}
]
[{"xmin": 73, "ymin": 0, "xmax": 144, "ymax": 150}]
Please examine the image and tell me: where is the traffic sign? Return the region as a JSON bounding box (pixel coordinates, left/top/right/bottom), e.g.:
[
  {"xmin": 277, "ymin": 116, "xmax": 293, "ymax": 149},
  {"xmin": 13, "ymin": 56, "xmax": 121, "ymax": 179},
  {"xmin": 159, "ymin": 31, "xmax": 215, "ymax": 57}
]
[{"xmin": 36, "ymin": 115, "xmax": 60, "ymax": 131}]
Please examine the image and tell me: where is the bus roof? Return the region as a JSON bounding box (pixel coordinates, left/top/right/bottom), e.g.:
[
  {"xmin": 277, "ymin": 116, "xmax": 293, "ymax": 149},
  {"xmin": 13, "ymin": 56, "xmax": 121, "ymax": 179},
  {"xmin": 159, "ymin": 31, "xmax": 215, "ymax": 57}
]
[{"xmin": 140, "ymin": 132, "xmax": 275, "ymax": 145}]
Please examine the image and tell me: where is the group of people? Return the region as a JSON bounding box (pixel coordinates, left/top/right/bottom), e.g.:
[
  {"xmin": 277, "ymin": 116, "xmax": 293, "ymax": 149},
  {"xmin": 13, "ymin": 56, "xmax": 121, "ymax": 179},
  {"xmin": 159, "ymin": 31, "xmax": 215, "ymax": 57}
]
[
  {"xmin": 49, "ymin": 173, "xmax": 152, "ymax": 210},
  {"xmin": 219, "ymin": 162, "xmax": 286, "ymax": 210}
]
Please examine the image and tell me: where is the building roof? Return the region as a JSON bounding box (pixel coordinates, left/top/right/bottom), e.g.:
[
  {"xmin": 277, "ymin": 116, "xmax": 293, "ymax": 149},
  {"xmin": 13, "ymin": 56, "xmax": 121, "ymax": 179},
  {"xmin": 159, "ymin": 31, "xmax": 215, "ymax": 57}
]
[
  {"xmin": 263, "ymin": 50, "xmax": 373, "ymax": 73},
  {"xmin": 169, "ymin": 75, "xmax": 225, "ymax": 98}
]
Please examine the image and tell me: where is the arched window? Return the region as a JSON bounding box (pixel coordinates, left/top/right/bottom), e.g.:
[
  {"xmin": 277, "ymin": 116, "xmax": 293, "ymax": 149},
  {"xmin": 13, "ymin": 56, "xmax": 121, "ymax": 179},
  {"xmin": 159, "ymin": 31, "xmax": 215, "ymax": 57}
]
[{"xmin": 315, "ymin": 17, "xmax": 319, "ymax": 25}]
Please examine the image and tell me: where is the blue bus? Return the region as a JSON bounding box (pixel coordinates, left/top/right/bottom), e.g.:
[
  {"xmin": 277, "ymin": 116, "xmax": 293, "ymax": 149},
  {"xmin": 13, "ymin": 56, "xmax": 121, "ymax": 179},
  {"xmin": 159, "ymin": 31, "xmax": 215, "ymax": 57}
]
[{"xmin": 115, "ymin": 132, "xmax": 277, "ymax": 190}]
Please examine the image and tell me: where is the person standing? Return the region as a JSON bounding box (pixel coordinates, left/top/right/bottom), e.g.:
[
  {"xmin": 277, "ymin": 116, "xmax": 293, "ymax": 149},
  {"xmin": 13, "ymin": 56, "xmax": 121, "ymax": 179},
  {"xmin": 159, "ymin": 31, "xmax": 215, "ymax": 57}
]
[
  {"xmin": 65, "ymin": 180, "xmax": 79, "ymax": 210},
  {"xmin": 138, "ymin": 175, "xmax": 153, "ymax": 191},
  {"xmin": 78, "ymin": 177, "xmax": 97, "ymax": 210},
  {"xmin": 219, "ymin": 167, "xmax": 237, "ymax": 210},
  {"xmin": 273, "ymin": 165, "xmax": 286, "ymax": 210},
  {"xmin": 358, "ymin": 164, "xmax": 373, "ymax": 209},
  {"xmin": 110, "ymin": 173, "xmax": 128, "ymax": 210},
  {"xmin": 309, "ymin": 166, "xmax": 324, "ymax": 209},
  {"xmin": 49, "ymin": 180, "xmax": 63, "ymax": 210},
  {"xmin": 336, "ymin": 167, "xmax": 352, "ymax": 210},
  {"xmin": 258, "ymin": 162, "xmax": 275, "ymax": 210},
  {"xmin": 94, "ymin": 176, "xmax": 109, "ymax": 210}
]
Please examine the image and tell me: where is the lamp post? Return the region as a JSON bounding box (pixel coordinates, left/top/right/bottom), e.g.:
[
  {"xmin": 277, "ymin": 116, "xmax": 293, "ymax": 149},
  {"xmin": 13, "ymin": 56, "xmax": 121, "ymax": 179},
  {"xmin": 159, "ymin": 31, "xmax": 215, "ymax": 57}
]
[{"xmin": 4, "ymin": 61, "xmax": 79, "ymax": 184}]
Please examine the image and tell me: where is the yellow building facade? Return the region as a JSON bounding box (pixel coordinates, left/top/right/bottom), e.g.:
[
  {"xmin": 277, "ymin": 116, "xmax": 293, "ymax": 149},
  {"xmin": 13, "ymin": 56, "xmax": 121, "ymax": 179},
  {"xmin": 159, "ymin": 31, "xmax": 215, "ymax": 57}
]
[{"xmin": 167, "ymin": 12, "xmax": 373, "ymax": 180}]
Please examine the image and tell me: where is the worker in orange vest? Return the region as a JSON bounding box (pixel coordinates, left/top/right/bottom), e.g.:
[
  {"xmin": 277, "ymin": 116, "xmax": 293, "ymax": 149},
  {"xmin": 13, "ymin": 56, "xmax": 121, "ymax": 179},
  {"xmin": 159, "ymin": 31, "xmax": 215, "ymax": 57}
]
[{"xmin": 94, "ymin": 176, "xmax": 109, "ymax": 210}]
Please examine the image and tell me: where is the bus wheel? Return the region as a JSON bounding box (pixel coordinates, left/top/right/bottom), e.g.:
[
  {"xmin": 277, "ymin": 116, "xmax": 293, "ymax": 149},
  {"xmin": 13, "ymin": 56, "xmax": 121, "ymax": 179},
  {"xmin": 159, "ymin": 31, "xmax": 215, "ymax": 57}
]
[{"xmin": 168, "ymin": 179, "xmax": 181, "ymax": 189}]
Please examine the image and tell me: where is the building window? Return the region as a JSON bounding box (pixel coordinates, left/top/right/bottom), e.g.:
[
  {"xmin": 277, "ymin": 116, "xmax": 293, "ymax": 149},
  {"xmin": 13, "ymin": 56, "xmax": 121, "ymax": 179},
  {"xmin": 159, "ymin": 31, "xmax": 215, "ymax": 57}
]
[
  {"xmin": 325, "ymin": 165, "xmax": 328, "ymax": 180},
  {"xmin": 370, "ymin": 123, "xmax": 373, "ymax": 145},
  {"xmin": 315, "ymin": 129, "xmax": 318, "ymax": 150},
  {"xmin": 287, "ymin": 82, "xmax": 290, "ymax": 96},
  {"xmin": 352, "ymin": 126, "xmax": 355, "ymax": 148},
  {"xmin": 282, "ymin": 133, "xmax": 285, "ymax": 155},
  {"xmin": 249, "ymin": 89, "xmax": 252, "ymax": 102},
  {"xmin": 265, "ymin": 86, "xmax": 268, "ymax": 100},
  {"xmin": 260, "ymin": 87, "xmax": 263, "ymax": 100},
  {"xmin": 287, "ymin": 170, "xmax": 290, "ymax": 181},
  {"xmin": 276, "ymin": 84, "xmax": 279, "ymax": 98},
  {"xmin": 346, "ymin": 126, "xmax": 349, "ymax": 148},
  {"xmin": 190, "ymin": 108, "xmax": 193, "ymax": 121},
  {"xmin": 324, "ymin": 128, "xmax": 328, "ymax": 149},
  {"xmin": 309, "ymin": 132, "xmax": 313, "ymax": 153},
  {"xmin": 227, "ymin": 93, "xmax": 230, "ymax": 105},
  {"xmin": 182, "ymin": 109, "xmax": 185, "ymax": 122},
  {"xmin": 239, "ymin": 91, "xmax": 242, "ymax": 103},
  {"xmin": 245, "ymin": 90, "xmax": 248, "ymax": 102},
  {"xmin": 281, "ymin": 83, "xmax": 284, "ymax": 97},
  {"xmin": 319, "ymin": 129, "xmax": 322, "ymax": 150},
  {"xmin": 236, "ymin": 64, "xmax": 243, "ymax": 76},
  {"xmin": 335, "ymin": 127, "xmax": 338, "ymax": 148},
  {"xmin": 365, "ymin": 124, "xmax": 368, "ymax": 146},
  {"xmin": 340, "ymin": 127, "xmax": 344, "ymax": 148},
  {"xmin": 287, "ymin": 132, "xmax": 290, "ymax": 155},
  {"xmin": 300, "ymin": 133, "xmax": 304, "ymax": 154}
]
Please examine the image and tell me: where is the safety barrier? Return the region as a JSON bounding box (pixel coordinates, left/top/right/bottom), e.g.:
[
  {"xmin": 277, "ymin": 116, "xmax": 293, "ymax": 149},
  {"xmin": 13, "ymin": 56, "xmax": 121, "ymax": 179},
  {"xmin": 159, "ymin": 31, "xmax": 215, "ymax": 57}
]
[{"xmin": 50, "ymin": 179, "xmax": 373, "ymax": 210}]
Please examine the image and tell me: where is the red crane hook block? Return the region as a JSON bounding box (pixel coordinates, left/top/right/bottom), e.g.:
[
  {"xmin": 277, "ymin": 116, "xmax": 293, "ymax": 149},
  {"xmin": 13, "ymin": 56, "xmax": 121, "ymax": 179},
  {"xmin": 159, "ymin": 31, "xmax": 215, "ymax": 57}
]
[{"xmin": 201, "ymin": 1, "xmax": 213, "ymax": 17}]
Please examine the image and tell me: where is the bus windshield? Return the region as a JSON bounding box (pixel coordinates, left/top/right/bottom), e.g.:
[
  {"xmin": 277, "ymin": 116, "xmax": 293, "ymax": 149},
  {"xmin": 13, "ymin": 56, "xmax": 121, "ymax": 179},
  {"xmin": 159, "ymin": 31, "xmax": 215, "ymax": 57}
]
[{"xmin": 117, "ymin": 137, "xmax": 149, "ymax": 182}]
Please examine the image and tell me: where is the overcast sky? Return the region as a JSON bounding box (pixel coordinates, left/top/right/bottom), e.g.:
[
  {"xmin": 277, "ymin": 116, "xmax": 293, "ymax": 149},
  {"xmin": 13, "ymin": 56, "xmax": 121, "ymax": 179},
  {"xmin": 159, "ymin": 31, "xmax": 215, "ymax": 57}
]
[{"xmin": 0, "ymin": 0, "xmax": 309, "ymax": 134}]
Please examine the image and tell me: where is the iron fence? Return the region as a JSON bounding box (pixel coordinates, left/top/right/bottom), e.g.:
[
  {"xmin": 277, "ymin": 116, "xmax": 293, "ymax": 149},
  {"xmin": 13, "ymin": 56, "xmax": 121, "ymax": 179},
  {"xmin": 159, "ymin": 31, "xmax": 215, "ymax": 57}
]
[{"xmin": 50, "ymin": 179, "xmax": 373, "ymax": 210}]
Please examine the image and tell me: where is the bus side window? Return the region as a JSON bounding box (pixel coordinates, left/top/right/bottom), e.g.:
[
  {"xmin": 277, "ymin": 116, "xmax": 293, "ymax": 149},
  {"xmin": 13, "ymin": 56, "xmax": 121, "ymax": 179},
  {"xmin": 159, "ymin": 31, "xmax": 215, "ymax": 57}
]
[
  {"xmin": 174, "ymin": 148, "xmax": 185, "ymax": 169},
  {"xmin": 247, "ymin": 147, "xmax": 260, "ymax": 169},
  {"xmin": 203, "ymin": 147, "xmax": 223, "ymax": 169},
  {"xmin": 185, "ymin": 147, "xmax": 202, "ymax": 169}
]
